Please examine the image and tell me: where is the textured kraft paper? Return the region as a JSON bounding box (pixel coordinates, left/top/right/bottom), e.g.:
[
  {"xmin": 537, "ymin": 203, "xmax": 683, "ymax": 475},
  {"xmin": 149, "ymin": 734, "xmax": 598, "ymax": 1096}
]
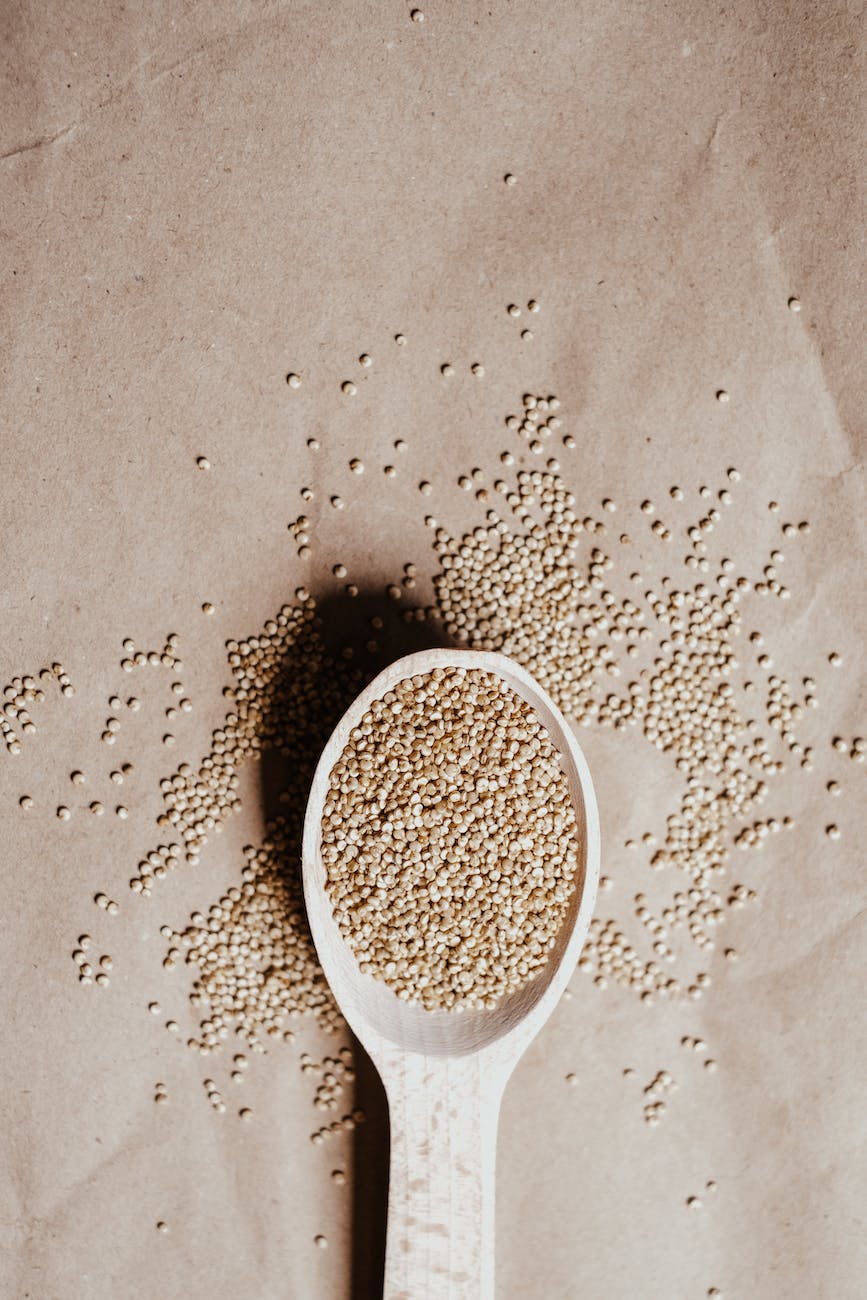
[{"xmin": 1, "ymin": 3, "xmax": 865, "ymax": 1299}]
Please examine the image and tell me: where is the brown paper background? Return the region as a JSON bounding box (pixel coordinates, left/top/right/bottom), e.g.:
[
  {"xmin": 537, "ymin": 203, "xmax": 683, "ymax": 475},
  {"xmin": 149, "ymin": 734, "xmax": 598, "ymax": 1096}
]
[{"xmin": 1, "ymin": 3, "xmax": 865, "ymax": 1298}]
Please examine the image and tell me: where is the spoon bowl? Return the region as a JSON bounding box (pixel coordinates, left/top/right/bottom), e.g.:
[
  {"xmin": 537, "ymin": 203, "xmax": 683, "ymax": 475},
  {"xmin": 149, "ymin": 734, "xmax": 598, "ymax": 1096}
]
[{"xmin": 302, "ymin": 648, "xmax": 600, "ymax": 1298}]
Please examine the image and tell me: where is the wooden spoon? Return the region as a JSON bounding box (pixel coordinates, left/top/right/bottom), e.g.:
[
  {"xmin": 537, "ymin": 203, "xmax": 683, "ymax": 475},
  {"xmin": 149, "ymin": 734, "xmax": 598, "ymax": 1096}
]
[{"xmin": 302, "ymin": 649, "xmax": 600, "ymax": 1299}]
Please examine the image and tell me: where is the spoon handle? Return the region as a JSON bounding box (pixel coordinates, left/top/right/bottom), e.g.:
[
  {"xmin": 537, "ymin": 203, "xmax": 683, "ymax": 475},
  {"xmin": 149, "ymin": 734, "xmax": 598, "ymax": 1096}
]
[{"xmin": 381, "ymin": 1051, "xmax": 503, "ymax": 1300}]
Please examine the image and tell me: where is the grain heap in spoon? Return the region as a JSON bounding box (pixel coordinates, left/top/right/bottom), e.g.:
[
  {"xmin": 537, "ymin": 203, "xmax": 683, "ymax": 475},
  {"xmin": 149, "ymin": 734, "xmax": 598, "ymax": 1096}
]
[{"xmin": 320, "ymin": 665, "xmax": 579, "ymax": 1011}]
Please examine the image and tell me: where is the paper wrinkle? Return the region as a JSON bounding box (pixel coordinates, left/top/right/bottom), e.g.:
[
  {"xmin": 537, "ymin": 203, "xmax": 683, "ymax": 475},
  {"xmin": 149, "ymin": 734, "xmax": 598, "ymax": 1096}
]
[
  {"xmin": 2, "ymin": 10, "xmax": 284, "ymax": 169},
  {"xmin": 0, "ymin": 122, "xmax": 77, "ymax": 165},
  {"xmin": 702, "ymin": 109, "xmax": 730, "ymax": 157},
  {"xmin": 725, "ymin": 906, "xmax": 867, "ymax": 992},
  {"xmin": 10, "ymin": 1119, "xmax": 167, "ymax": 1231},
  {"xmin": 752, "ymin": 190, "xmax": 861, "ymax": 485}
]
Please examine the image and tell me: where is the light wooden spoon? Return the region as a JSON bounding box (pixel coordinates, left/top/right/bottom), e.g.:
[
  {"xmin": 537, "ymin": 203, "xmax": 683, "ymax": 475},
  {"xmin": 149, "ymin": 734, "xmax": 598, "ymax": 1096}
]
[{"xmin": 302, "ymin": 649, "xmax": 600, "ymax": 1300}]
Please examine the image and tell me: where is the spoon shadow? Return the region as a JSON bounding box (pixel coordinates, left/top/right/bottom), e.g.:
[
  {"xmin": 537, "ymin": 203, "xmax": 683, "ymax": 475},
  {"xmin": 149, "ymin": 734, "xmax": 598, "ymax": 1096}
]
[{"xmin": 255, "ymin": 583, "xmax": 449, "ymax": 1299}]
